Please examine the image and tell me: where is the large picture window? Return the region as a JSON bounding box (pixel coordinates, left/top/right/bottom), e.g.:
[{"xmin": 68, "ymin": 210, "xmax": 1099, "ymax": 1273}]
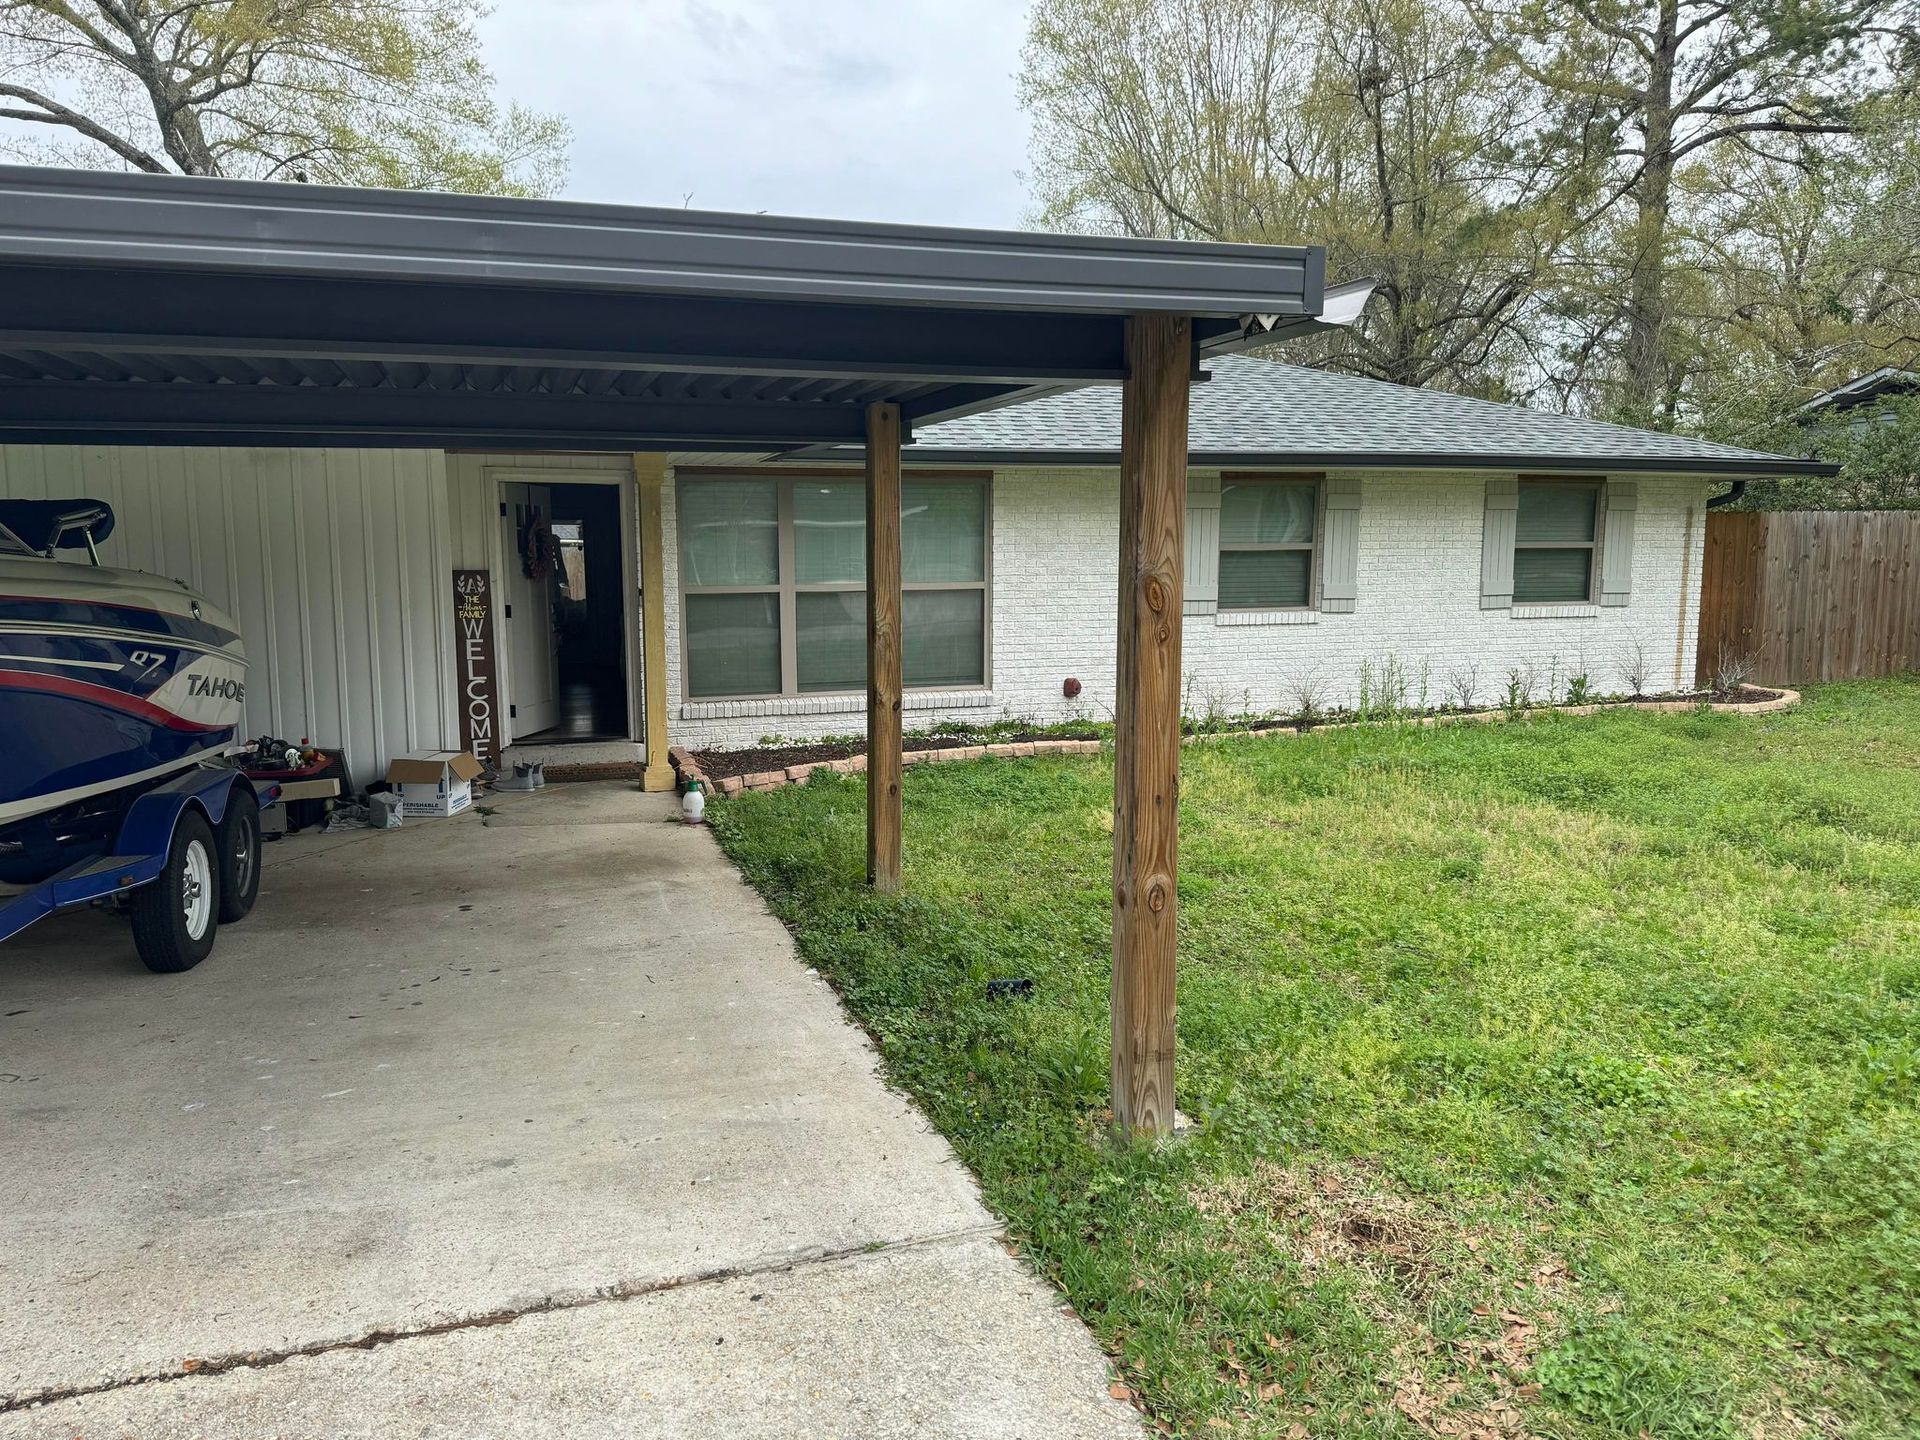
[
  {"xmin": 1513, "ymin": 480, "xmax": 1600, "ymax": 603},
  {"xmin": 1219, "ymin": 476, "xmax": 1318, "ymax": 609},
  {"xmin": 680, "ymin": 474, "xmax": 990, "ymax": 700}
]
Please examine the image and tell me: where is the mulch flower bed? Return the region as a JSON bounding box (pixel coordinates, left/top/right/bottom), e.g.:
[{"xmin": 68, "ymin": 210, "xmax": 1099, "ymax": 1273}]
[
  {"xmin": 672, "ymin": 686, "xmax": 1801, "ymax": 799},
  {"xmin": 690, "ymin": 728, "xmax": 1102, "ymax": 783}
]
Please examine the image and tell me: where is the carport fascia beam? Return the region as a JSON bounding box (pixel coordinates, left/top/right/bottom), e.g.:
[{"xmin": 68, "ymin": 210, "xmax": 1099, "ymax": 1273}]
[
  {"xmin": 0, "ymin": 331, "xmax": 1132, "ymax": 388},
  {"xmin": 0, "ymin": 265, "xmax": 1142, "ymax": 387},
  {"xmin": 0, "ymin": 382, "xmax": 879, "ymax": 447}
]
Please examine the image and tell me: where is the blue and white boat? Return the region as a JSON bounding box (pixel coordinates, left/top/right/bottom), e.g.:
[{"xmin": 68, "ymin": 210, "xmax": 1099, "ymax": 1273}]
[{"xmin": 0, "ymin": 500, "xmax": 248, "ymax": 832}]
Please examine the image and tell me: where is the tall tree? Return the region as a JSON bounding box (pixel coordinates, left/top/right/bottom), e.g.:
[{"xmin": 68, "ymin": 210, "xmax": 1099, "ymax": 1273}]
[
  {"xmin": 0, "ymin": 0, "xmax": 567, "ymax": 196},
  {"xmin": 1466, "ymin": 0, "xmax": 1886, "ymax": 426},
  {"xmin": 1020, "ymin": 0, "xmax": 1593, "ymax": 391}
]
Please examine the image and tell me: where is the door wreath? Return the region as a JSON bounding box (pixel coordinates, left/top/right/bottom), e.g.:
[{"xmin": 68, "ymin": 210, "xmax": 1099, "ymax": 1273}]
[{"xmin": 519, "ymin": 504, "xmax": 557, "ymax": 580}]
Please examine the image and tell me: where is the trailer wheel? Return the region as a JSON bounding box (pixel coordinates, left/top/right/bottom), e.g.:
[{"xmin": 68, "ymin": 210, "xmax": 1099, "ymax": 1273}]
[
  {"xmin": 130, "ymin": 811, "xmax": 220, "ymax": 973},
  {"xmin": 217, "ymin": 787, "xmax": 261, "ymax": 923}
]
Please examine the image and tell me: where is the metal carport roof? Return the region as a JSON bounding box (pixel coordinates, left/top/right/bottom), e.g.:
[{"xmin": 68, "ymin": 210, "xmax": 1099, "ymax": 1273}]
[{"xmin": 0, "ymin": 166, "xmax": 1336, "ymax": 451}]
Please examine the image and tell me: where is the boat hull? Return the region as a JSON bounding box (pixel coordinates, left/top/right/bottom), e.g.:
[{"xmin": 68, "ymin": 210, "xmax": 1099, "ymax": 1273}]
[{"xmin": 0, "ymin": 559, "xmax": 247, "ymax": 828}]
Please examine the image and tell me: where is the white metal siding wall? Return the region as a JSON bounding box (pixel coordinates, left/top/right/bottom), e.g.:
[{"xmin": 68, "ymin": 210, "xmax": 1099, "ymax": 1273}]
[
  {"xmin": 661, "ymin": 466, "xmax": 1717, "ymax": 750},
  {"xmin": 0, "ymin": 445, "xmax": 457, "ymax": 788}
]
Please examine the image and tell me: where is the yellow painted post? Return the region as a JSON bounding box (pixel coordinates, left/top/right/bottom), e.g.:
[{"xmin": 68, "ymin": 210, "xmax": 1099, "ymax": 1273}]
[{"xmin": 632, "ymin": 453, "xmax": 677, "ymax": 793}]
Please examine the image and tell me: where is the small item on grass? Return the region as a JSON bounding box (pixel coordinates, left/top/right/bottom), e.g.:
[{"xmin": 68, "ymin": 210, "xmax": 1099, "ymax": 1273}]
[{"xmin": 986, "ymin": 977, "xmax": 1034, "ymax": 1000}]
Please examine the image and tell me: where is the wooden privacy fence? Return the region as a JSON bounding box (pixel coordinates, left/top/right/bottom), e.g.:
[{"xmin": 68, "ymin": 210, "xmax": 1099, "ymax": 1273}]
[{"xmin": 1697, "ymin": 510, "xmax": 1920, "ymax": 687}]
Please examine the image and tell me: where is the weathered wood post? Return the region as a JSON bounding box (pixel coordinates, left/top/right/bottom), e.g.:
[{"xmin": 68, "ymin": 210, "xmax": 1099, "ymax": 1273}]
[
  {"xmin": 866, "ymin": 401, "xmax": 904, "ymax": 891},
  {"xmin": 1111, "ymin": 314, "xmax": 1190, "ymax": 1137}
]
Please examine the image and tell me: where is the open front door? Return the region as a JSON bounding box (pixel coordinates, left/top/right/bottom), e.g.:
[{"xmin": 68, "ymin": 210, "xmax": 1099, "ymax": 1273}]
[{"xmin": 500, "ymin": 481, "xmax": 560, "ymax": 739}]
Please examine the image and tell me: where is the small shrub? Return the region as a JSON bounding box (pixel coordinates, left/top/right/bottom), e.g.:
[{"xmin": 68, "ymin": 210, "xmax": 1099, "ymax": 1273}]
[
  {"xmin": 1380, "ymin": 653, "xmax": 1412, "ymax": 720},
  {"xmin": 1503, "ymin": 666, "xmax": 1534, "ymax": 719},
  {"xmin": 1617, "ymin": 638, "xmax": 1653, "ymax": 698},
  {"xmin": 1445, "ymin": 661, "xmax": 1482, "ymax": 712},
  {"xmin": 1710, "ymin": 648, "xmax": 1754, "ymax": 698},
  {"xmin": 1359, "ymin": 653, "xmax": 1413, "ymax": 722},
  {"xmin": 1566, "ymin": 671, "xmax": 1596, "ymax": 706},
  {"xmin": 1287, "ymin": 669, "xmax": 1330, "ymax": 730}
]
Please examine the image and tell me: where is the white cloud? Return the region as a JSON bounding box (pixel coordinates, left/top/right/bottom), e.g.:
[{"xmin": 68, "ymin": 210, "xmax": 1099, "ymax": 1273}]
[{"xmin": 476, "ymin": 0, "xmax": 1035, "ymax": 226}]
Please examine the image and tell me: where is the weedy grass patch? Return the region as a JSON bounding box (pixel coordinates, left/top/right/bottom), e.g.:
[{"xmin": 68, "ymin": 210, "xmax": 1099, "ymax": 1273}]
[{"xmin": 711, "ymin": 677, "xmax": 1920, "ymax": 1439}]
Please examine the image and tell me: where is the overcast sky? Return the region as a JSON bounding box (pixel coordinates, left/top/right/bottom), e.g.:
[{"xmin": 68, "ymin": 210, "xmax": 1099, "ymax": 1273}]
[{"xmin": 477, "ymin": 0, "xmax": 1036, "ymax": 227}]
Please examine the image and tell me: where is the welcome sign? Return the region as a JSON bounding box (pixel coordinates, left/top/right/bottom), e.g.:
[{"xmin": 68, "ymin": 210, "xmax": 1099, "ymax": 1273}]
[{"xmin": 452, "ymin": 569, "xmax": 502, "ymax": 767}]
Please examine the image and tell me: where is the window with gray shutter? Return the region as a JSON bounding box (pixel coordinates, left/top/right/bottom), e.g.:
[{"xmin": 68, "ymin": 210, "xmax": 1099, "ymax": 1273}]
[
  {"xmin": 1218, "ymin": 474, "xmax": 1320, "ymax": 610},
  {"xmin": 1598, "ymin": 480, "xmax": 1635, "ymax": 605},
  {"xmin": 1513, "ymin": 478, "xmax": 1601, "ymax": 604},
  {"xmin": 1184, "ymin": 471, "xmax": 1221, "ymax": 616},
  {"xmin": 1481, "ymin": 477, "xmax": 1518, "ymax": 609},
  {"xmin": 1320, "ymin": 477, "xmax": 1361, "ymax": 612}
]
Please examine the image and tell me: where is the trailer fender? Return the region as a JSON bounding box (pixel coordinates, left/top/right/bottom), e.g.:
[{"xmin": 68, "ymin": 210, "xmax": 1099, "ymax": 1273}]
[{"xmin": 117, "ymin": 768, "xmax": 254, "ymax": 862}]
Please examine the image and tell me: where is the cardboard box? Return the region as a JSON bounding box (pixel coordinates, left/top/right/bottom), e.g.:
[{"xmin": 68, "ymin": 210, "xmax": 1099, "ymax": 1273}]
[
  {"xmin": 276, "ymin": 777, "xmax": 341, "ymax": 802},
  {"xmin": 384, "ymin": 750, "xmax": 484, "ymax": 818}
]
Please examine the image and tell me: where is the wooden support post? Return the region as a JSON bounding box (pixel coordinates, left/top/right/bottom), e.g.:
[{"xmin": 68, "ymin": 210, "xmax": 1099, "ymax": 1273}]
[
  {"xmin": 632, "ymin": 453, "xmax": 676, "ymax": 793},
  {"xmin": 865, "ymin": 402, "xmax": 904, "ymax": 892},
  {"xmin": 1111, "ymin": 313, "xmax": 1190, "ymax": 1137}
]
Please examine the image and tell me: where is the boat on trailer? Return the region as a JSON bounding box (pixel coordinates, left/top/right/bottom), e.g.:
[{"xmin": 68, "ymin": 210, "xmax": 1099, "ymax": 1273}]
[
  {"xmin": 0, "ymin": 500, "xmax": 264, "ymax": 972},
  {"xmin": 0, "ymin": 499, "xmax": 248, "ymax": 832}
]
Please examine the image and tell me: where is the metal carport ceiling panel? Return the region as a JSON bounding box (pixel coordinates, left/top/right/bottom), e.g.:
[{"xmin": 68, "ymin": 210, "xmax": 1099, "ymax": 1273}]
[{"xmin": 0, "ymin": 166, "xmax": 1330, "ymax": 451}]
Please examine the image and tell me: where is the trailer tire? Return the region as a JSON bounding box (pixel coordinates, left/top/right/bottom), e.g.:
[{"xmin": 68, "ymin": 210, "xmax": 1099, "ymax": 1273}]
[
  {"xmin": 217, "ymin": 787, "xmax": 261, "ymax": 923},
  {"xmin": 131, "ymin": 811, "xmax": 220, "ymax": 973}
]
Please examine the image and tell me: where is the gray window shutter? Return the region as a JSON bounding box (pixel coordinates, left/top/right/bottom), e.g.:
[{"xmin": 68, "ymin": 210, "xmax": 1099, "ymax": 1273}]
[
  {"xmin": 1319, "ymin": 477, "xmax": 1361, "ymax": 613},
  {"xmin": 1481, "ymin": 477, "xmax": 1518, "ymax": 609},
  {"xmin": 1185, "ymin": 470, "xmax": 1221, "ymax": 616},
  {"xmin": 1598, "ymin": 480, "xmax": 1636, "ymax": 606}
]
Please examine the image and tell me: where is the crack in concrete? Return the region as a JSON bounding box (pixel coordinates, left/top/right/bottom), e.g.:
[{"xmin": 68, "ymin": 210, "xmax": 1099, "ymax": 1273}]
[{"xmin": 2, "ymin": 1221, "xmax": 1005, "ymax": 1416}]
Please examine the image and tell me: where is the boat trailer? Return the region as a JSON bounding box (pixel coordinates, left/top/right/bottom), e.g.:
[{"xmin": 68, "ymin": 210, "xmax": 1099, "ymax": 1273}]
[{"xmin": 0, "ymin": 761, "xmax": 276, "ymax": 972}]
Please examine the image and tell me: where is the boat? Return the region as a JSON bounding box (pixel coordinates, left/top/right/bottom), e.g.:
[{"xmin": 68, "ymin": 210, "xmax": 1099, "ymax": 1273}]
[{"xmin": 0, "ymin": 499, "xmax": 248, "ymax": 834}]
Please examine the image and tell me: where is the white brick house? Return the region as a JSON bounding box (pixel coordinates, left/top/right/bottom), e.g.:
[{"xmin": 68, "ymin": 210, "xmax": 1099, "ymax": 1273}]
[
  {"xmin": 657, "ymin": 357, "xmax": 1794, "ymax": 751},
  {"xmin": 0, "ymin": 356, "xmax": 1816, "ymax": 780}
]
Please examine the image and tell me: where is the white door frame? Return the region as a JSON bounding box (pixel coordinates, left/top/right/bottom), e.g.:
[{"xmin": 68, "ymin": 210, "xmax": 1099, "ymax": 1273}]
[{"xmin": 485, "ymin": 465, "xmax": 642, "ymax": 753}]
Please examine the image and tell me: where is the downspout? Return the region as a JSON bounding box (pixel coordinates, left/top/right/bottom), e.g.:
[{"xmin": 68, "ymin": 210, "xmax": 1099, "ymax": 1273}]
[{"xmin": 1706, "ymin": 479, "xmax": 1746, "ymax": 509}]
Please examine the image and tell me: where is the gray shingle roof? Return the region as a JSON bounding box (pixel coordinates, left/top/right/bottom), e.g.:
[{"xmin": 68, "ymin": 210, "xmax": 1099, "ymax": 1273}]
[{"xmin": 906, "ymin": 355, "xmax": 1830, "ymax": 476}]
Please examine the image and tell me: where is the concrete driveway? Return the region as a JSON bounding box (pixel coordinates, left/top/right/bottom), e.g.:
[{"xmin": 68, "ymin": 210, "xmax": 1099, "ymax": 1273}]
[{"xmin": 0, "ymin": 784, "xmax": 1138, "ymax": 1439}]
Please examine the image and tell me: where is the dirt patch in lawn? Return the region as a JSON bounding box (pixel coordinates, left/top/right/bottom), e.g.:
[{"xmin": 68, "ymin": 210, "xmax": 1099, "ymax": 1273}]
[{"xmin": 1190, "ymin": 1161, "xmax": 1572, "ymax": 1439}]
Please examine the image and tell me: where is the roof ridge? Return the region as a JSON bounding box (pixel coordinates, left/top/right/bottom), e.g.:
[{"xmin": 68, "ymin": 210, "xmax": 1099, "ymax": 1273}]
[
  {"xmin": 906, "ymin": 352, "xmax": 1828, "ymax": 475},
  {"xmin": 1205, "ymin": 354, "xmax": 1793, "ymax": 463}
]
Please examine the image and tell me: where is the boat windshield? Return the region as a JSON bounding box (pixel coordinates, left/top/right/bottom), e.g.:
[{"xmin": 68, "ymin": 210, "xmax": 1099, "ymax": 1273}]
[{"xmin": 0, "ymin": 521, "xmax": 34, "ymax": 557}]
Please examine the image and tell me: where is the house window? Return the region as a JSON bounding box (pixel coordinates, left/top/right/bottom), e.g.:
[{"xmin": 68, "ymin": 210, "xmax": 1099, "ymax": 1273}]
[
  {"xmin": 680, "ymin": 474, "xmax": 989, "ymax": 700},
  {"xmin": 1514, "ymin": 481, "xmax": 1600, "ymax": 603},
  {"xmin": 1219, "ymin": 477, "xmax": 1317, "ymax": 609}
]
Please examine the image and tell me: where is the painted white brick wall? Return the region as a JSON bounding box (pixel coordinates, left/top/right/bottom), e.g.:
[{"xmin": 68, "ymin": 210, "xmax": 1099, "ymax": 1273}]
[{"xmin": 663, "ymin": 467, "xmax": 1717, "ymax": 751}]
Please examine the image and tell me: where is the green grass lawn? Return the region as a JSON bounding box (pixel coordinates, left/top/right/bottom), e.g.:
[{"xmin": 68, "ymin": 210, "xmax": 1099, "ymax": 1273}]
[{"xmin": 710, "ymin": 677, "xmax": 1920, "ymax": 1440}]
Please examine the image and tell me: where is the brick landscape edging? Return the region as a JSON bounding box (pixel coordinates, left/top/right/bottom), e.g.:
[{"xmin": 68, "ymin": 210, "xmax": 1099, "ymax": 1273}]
[{"xmin": 667, "ymin": 688, "xmax": 1800, "ymax": 799}]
